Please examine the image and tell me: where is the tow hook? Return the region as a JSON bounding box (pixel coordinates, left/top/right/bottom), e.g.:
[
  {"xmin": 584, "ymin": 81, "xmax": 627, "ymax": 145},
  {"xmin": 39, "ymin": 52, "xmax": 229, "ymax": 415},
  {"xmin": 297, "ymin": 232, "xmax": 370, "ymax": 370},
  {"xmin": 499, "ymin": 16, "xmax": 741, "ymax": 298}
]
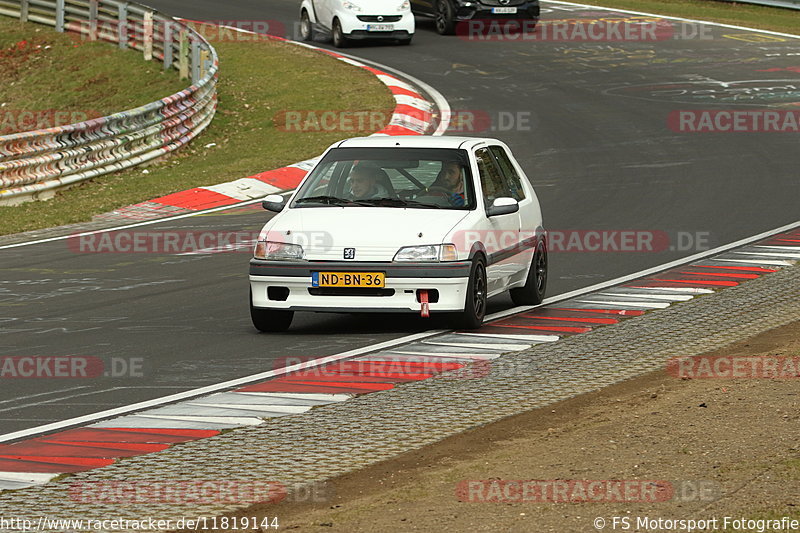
[{"xmin": 419, "ymin": 289, "xmax": 430, "ymax": 318}]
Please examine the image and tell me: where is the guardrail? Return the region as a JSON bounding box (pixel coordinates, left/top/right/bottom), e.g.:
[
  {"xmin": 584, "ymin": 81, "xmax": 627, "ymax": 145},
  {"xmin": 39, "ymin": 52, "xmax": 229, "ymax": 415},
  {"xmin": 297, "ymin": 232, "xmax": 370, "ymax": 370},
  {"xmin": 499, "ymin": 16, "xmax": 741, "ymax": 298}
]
[
  {"xmin": 718, "ymin": 0, "xmax": 800, "ymax": 9},
  {"xmin": 0, "ymin": 0, "xmax": 218, "ymax": 205}
]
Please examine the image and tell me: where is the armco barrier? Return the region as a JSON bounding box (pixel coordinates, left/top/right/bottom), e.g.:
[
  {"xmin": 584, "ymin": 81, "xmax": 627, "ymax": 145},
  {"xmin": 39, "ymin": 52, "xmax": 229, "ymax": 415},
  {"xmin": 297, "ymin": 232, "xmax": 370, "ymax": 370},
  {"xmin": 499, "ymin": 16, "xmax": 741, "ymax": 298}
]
[{"xmin": 0, "ymin": 0, "xmax": 219, "ymax": 205}]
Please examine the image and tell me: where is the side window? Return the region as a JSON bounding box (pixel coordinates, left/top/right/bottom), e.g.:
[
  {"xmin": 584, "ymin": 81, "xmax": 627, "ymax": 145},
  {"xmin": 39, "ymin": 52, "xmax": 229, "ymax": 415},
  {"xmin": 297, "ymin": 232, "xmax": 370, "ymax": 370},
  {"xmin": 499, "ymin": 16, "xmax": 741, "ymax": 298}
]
[
  {"xmin": 490, "ymin": 146, "xmax": 526, "ymax": 201},
  {"xmin": 475, "ymin": 148, "xmax": 511, "ymax": 205}
]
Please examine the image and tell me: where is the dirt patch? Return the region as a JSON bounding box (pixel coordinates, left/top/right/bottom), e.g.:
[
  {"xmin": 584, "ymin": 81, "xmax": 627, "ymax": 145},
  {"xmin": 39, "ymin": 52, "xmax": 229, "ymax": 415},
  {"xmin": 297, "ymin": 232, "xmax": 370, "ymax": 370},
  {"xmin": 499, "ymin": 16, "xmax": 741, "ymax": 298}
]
[{"xmin": 235, "ymin": 321, "xmax": 800, "ymax": 532}]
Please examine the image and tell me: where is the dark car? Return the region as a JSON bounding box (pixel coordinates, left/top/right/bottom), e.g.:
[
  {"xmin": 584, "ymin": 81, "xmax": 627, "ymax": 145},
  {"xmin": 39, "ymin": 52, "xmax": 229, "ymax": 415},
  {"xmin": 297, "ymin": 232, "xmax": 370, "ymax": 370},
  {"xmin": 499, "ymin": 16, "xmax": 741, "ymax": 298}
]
[{"xmin": 411, "ymin": 0, "xmax": 540, "ymax": 35}]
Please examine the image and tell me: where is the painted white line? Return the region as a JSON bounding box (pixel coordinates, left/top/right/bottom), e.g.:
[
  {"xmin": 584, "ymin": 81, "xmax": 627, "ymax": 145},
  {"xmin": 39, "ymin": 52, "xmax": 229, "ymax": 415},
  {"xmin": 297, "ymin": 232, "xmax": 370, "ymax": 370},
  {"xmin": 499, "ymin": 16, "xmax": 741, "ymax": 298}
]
[
  {"xmin": 237, "ymin": 392, "xmax": 351, "ymax": 402},
  {"xmin": 628, "ymin": 287, "xmax": 714, "ymax": 294},
  {"xmin": 577, "ymin": 300, "xmax": 669, "ymax": 309},
  {"xmin": 422, "ymin": 341, "xmax": 531, "ymax": 351},
  {"xmin": 0, "ymin": 472, "xmax": 59, "ymax": 484},
  {"xmin": 734, "ymin": 251, "xmax": 800, "ymax": 259},
  {"xmin": 384, "ymin": 351, "xmax": 502, "ymax": 360},
  {"xmin": 461, "ymin": 333, "xmax": 560, "ymax": 342},
  {"xmin": 715, "ymin": 258, "xmax": 795, "ymax": 266},
  {"xmin": 129, "ymin": 415, "xmax": 265, "ymax": 426},
  {"xmin": 187, "ymin": 403, "xmax": 311, "ymax": 414},
  {"xmin": 599, "ymin": 292, "xmax": 695, "ymax": 301},
  {"xmin": 549, "ymin": 0, "xmax": 800, "ymax": 39}
]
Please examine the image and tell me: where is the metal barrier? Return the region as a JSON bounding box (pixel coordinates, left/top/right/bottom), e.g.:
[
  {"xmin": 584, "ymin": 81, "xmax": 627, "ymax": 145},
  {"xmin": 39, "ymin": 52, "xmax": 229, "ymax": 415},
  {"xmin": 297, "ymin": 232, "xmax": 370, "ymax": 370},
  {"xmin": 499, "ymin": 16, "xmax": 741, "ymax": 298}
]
[{"xmin": 0, "ymin": 0, "xmax": 218, "ymax": 204}]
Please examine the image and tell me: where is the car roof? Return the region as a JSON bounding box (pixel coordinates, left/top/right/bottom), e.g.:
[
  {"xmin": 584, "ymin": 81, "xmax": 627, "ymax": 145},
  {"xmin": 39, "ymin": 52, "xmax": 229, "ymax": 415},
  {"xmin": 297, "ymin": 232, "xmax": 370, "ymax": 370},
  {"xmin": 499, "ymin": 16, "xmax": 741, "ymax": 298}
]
[{"xmin": 334, "ymin": 135, "xmax": 501, "ymax": 151}]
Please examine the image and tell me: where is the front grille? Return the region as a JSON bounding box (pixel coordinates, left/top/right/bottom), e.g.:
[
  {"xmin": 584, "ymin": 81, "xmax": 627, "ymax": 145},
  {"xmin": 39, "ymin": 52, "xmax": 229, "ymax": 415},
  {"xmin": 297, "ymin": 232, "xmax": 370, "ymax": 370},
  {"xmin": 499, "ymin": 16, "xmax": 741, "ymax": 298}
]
[
  {"xmin": 357, "ymin": 15, "xmax": 402, "ymax": 22},
  {"xmin": 308, "ymin": 288, "xmax": 396, "ymax": 297}
]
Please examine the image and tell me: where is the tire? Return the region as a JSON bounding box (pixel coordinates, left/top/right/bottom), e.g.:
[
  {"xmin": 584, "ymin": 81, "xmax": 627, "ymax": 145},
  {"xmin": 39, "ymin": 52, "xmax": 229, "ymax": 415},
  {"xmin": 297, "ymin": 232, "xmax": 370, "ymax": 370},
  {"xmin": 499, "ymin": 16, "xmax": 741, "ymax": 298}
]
[
  {"xmin": 397, "ymin": 36, "xmax": 412, "ymax": 45},
  {"xmin": 510, "ymin": 238, "xmax": 547, "ymax": 306},
  {"xmin": 434, "ymin": 0, "xmax": 456, "ymax": 35},
  {"xmin": 299, "ymin": 10, "xmax": 314, "ymax": 41},
  {"xmin": 332, "ymin": 18, "xmax": 350, "ymax": 48},
  {"xmin": 453, "ymin": 256, "xmax": 487, "ymax": 330},
  {"xmin": 250, "ymin": 290, "xmax": 294, "ymax": 332}
]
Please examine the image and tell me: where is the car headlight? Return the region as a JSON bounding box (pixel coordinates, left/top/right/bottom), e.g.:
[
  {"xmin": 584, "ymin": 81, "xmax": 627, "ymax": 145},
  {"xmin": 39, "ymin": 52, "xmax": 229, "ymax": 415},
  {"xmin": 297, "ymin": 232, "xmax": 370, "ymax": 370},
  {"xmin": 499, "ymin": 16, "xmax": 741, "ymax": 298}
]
[
  {"xmin": 342, "ymin": 0, "xmax": 362, "ymax": 11},
  {"xmin": 394, "ymin": 244, "xmax": 458, "ymax": 262},
  {"xmin": 397, "ymin": 0, "xmax": 410, "ymax": 11},
  {"xmin": 254, "ymin": 241, "xmax": 304, "ymax": 261}
]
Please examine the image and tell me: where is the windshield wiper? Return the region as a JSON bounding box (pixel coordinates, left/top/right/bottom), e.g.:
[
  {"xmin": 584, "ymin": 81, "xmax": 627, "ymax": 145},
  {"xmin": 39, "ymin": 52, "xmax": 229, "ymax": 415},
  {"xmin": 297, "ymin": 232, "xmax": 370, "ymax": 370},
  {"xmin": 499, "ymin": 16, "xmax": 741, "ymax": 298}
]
[
  {"xmin": 358, "ymin": 198, "xmax": 442, "ymax": 209},
  {"xmin": 295, "ymin": 196, "xmax": 369, "ymax": 206}
]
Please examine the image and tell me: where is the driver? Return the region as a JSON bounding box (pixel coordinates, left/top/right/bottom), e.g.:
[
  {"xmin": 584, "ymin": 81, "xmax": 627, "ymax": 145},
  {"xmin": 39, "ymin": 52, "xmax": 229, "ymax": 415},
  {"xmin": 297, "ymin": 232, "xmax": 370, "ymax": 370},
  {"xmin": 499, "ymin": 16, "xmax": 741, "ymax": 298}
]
[
  {"xmin": 348, "ymin": 163, "xmax": 389, "ymax": 200},
  {"xmin": 436, "ymin": 161, "xmax": 466, "ymax": 207}
]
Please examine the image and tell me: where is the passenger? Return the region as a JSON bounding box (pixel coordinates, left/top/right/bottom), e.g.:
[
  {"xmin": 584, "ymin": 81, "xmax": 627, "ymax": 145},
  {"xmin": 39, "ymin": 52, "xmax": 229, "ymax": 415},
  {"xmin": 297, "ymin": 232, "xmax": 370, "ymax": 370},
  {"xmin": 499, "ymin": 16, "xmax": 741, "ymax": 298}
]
[{"xmin": 349, "ymin": 164, "xmax": 390, "ymax": 199}]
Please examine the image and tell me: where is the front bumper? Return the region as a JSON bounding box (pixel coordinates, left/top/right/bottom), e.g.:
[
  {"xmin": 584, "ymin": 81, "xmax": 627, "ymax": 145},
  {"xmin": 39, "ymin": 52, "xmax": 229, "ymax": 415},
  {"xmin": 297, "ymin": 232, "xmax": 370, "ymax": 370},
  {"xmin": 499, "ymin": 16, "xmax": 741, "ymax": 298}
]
[
  {"xmin": 338, "ymin": 10, "xmax": 415, "ymax": 36},
  {"xmin": 250, "ymin": 260, "xmax": 471, "ymax": 313}
]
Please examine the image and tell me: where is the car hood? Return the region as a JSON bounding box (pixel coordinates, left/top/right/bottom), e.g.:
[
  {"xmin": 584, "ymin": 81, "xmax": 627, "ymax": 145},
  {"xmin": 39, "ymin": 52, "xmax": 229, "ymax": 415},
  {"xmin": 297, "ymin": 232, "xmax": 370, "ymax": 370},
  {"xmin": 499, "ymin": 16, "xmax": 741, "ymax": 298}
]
[{"xmin": 261, "ymin": 207, "xmax": 470, "ymax": 261}]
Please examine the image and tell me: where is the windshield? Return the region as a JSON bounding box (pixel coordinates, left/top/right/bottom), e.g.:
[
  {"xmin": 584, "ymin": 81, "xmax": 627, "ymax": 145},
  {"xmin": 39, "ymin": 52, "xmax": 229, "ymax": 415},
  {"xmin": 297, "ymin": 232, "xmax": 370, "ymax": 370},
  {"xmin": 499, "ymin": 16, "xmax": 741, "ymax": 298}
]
[{"xmin": 291, "ymin": 147, "xmax": 476, "ymax": 210}]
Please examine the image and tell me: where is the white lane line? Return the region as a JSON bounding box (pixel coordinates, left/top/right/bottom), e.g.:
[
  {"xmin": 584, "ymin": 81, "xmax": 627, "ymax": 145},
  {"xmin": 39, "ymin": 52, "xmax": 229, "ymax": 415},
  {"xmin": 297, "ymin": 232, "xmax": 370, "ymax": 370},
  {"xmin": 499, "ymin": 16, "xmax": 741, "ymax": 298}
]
[
  {"xmin": 236, "ymin": 392, "xmax": 351, "ymax": 402},
  {"xmin": 383, "ymin": 351, "xmax": 502, "ymax": 360},
  {"xmin": 461, "ymin": 333, "xmax": 561, "ymax": 342},
  {"xmin": 0, "ymin": 472, "xmax": 59, "ymax": 484},
  {"xmin": 734, "ymin": 251, "xmax": 800, "ymax": 259},
  {"xmin": 115, "ymin": 415, "xmax": 265, "ymax": 426},
  {"xmin": 422, "ymin": 341, "xmax": 531, "ymax": 351},
  {"xmin": 186, "ymin": 403, "xmax": 311, "ymax": 415},
  {"xmin": 715, "ymin": 258, "xmax": 795, "ymax": 266},
  {"xmin": 576, "ymin": 300, "xmax": 670, "ymax": 309},
  {"xmin": 550, "ymin": 0, "xmax": 800, "ymax": 39},
  {"xmin": 598, "ymin": 292, "xmax": 696, "ymax": 301},
  {"xmin": 628, "ymin": 287, "xmax": 714, "ymax": 294}
]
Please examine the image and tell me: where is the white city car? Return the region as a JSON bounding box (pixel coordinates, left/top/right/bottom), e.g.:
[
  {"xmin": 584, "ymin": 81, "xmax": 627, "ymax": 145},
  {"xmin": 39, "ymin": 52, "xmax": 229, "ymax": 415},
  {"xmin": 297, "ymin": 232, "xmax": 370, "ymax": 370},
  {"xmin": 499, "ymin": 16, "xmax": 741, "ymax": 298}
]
[
  {"xmin": 299, "ymin": 0, "xmax": 415, "ymax": 47},
  {"xmin": 250, "ymin": 136, "xmax": 547, "ymax": 332}
]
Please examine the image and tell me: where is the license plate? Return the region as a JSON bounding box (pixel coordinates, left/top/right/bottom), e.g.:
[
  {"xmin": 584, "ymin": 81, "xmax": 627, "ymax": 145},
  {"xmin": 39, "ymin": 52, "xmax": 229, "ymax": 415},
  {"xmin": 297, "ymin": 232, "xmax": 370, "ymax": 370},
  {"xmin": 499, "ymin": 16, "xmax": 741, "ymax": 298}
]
[
  {"xmin": 492, "ymin": 7, "xmax": 517, "ymax": 13},
  {"xmin": 366, "ymin": 24, "xmax": 394, "ymax": 31},
  {"xmin": 312, "ymin": 272, "xmax": 385, "ymax": 288}
]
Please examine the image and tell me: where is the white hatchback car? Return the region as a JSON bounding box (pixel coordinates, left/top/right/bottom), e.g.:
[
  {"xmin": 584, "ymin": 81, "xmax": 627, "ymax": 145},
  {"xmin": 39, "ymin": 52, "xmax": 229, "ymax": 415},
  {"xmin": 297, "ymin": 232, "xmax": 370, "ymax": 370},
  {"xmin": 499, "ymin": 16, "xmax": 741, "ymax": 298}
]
[
  {"xmin": 250, "ymin": 136, "xmax": 547, "ymax": 332},
  {"xmin": 299, "ymin": 0, "xmax": 415, "ymax": 47}
]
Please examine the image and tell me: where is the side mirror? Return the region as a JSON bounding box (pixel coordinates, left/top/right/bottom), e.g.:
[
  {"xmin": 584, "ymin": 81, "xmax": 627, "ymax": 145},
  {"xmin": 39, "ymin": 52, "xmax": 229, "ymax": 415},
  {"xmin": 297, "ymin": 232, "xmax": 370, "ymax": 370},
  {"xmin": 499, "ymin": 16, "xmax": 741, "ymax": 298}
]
[
  {"xmin": 487, "ymin": 197, "xmax": 519, "ymax": 217},
  {"xmin": 262, "ymin": 194, "xmax": 286, "ymax": 213}
]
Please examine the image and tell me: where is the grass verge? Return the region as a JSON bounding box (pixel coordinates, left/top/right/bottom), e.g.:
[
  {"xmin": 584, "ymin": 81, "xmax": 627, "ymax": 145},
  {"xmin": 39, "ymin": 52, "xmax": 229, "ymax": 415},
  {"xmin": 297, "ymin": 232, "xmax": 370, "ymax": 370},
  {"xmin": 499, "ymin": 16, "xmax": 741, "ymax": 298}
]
[
  {"xmin": 0, "ymin": 18, "xmax": 186, "ymax": 125},
  {"xmin": 0, "ymin": 22, "xmax": 395, "ymax": 236}
]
